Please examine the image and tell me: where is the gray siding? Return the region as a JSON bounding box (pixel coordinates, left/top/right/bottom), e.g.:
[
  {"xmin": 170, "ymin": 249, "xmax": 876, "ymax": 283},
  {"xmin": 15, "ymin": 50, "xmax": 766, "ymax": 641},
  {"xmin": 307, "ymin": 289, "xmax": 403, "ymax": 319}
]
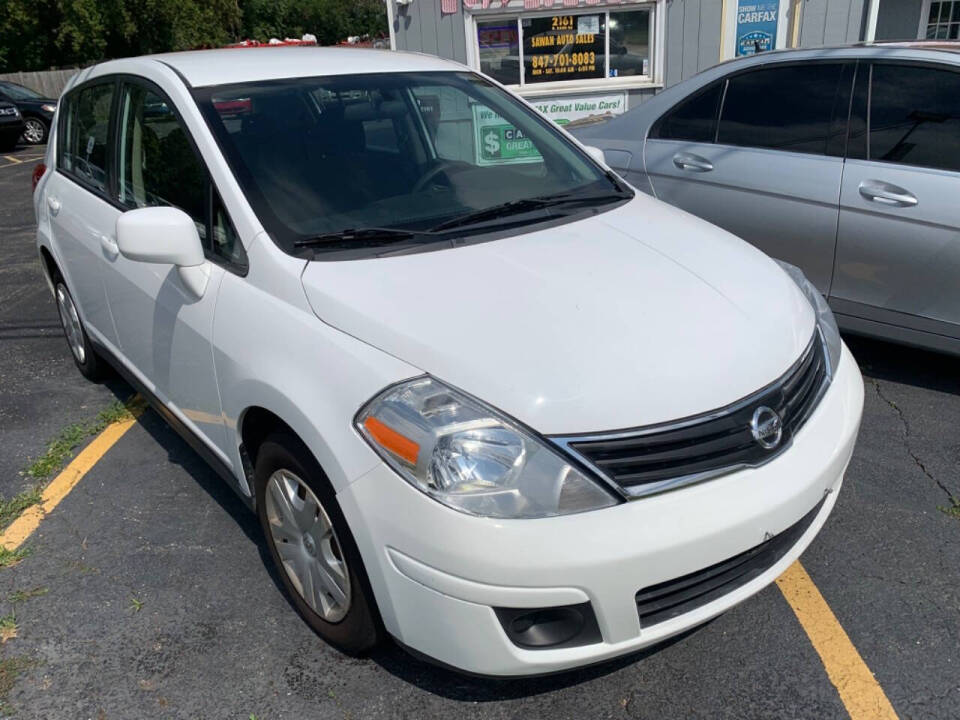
[
  {"xmin": 798, "ymin": 0, "xmax": 867, "ymax": 46},
  {"xmin": 665, "ymin": 0, "xmax": 724, "ymax": 87},
  {"xmin": 875, "ymin": 0, "xmax": 924, "ymax": 40},
  {"xmin": 394, "ymin": 1, "xmax": 469, "ymax": 64}
]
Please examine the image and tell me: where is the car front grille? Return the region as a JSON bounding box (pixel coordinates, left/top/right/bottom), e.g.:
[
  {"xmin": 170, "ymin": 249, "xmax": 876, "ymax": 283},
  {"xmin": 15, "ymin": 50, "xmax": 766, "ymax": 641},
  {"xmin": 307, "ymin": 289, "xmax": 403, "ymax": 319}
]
[
  {"xmin": 556, "ymin": 332, "xmax": 828, "ymax": 499},
  {"xmin": 635, "ymin": 496, "xmax": 825, "ymax": 627}
]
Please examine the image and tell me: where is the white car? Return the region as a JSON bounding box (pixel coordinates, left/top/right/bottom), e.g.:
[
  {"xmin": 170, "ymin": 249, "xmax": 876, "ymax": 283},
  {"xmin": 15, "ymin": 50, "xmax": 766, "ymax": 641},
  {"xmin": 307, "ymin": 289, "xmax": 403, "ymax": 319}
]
[{"xmin": 33, "ymin": 47, "xmax": 864, "ymax": 676}]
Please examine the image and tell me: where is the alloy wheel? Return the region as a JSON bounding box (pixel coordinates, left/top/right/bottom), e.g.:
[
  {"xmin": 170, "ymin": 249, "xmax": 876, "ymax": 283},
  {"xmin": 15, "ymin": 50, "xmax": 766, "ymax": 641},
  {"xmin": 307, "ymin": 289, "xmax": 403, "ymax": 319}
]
[
  {"xmin": 55, "ymin": 284, "xmax": 86, "ymax": 364},
  {"xmin": 265, "ymin": 469, "xmax": 352, "ymax": 622},
  {"xmin": 22, "ymin": 118, "xmax": 45, "ymax": 144}
]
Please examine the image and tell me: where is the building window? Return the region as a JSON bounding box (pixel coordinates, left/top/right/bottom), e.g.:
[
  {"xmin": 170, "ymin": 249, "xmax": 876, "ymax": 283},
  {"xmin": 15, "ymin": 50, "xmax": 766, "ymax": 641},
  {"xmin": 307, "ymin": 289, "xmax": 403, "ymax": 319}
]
[
  {"xmin": 474, "ymin": 8, "xmax": 653, "ymax": 88},
  {"xmin": 925, "ymin": 1, "xmax": 960, "ymax": 39}
]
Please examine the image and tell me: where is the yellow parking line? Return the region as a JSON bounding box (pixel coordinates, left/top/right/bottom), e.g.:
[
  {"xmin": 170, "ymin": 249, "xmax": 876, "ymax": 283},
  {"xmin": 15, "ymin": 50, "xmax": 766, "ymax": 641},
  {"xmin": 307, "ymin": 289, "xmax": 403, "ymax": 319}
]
[
  {"xmin": 777, "ymin": 561, "xmax": 899, "ymax": 720},
  {"xmin": 1, "ymin": 408, "xmax": 143, "ymax": 551},
  {"xmin": 3, "ymin": 155, "xmax": 23, "ymax": 164}
]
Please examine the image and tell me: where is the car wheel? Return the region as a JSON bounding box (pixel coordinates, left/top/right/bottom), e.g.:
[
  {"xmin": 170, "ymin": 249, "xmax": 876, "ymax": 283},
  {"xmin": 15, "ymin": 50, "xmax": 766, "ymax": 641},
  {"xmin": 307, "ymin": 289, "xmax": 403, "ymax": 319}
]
[
  {"xmin": 53, "ymin": 279, "xmax": 108, "ymax": 381},
  {"xmin": 22, "ymin": 117, "xmax": 46, "ymax": 145},
  {"xmin": 255, "ymin": 432, "xmax": 383, "ymax": 655}
]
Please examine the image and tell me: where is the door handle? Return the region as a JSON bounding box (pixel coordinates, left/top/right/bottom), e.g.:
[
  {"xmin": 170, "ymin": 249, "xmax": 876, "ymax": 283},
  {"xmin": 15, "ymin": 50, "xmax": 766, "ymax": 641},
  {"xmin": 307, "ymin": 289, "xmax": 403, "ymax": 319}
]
[
  {"xmin": 99, "ymin": 234, "xmax": 119, "ymax": 258},
  {"xmin": 672, "ymin": 152, "xmax": 714, "ymax": 173},
  {"xmin": 47, "ymin": 196, "xmax": 61, "ymax": 215},
  {"xmin": 858, "ymin": 180, "xmax": 918, "ymax": 208}
]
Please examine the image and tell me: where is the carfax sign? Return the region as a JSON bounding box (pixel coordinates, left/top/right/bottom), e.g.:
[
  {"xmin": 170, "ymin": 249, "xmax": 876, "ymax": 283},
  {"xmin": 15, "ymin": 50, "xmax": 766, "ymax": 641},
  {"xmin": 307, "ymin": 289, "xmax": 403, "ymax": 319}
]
[{"xmin": 736, "ymin": 0, "xmax": 779, "ymax": 56}]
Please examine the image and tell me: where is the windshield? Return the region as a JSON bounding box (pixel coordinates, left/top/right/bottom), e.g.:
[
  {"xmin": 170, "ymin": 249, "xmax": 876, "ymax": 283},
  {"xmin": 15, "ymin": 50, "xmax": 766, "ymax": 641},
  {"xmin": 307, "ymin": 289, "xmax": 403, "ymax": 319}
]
[
  {"xmin": 0, "ymin": 82, "xmax": 43, "ymax": 101},
  {"xmin": 194, "ymin": 71, "xmax": 627, "ymax": 255}
]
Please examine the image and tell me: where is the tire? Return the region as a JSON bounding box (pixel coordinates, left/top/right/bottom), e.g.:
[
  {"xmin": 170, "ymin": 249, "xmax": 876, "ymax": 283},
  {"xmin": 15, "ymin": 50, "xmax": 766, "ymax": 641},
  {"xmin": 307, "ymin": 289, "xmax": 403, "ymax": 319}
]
[
  {"xmin": 255, "ymin": 432, "xmax": 383, "ymax": 655},
  {"xmin": 21, "ymin": 117, "xmax": 47, "ymax": 145},
  {"xmin": 52, "ymin": 277, "xmax": 109, "ymax": 381}
]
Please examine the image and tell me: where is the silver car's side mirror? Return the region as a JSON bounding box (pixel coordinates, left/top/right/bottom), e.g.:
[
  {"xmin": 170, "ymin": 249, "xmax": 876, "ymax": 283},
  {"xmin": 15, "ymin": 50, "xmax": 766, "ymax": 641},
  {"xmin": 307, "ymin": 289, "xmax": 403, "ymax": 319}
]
[
  {"xmin": 116, "ymin": 206, "xmax": 210, "ymax": 297},
  {"xmin": 583, "ymin": 145, "xmax": 607, "ymax": 166}
]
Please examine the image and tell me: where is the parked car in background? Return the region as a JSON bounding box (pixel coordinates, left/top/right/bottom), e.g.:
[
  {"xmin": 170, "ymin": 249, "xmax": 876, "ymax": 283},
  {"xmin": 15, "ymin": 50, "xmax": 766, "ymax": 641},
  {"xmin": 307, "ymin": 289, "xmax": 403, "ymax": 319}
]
[
  {"xmin": 0, "ymin": 80, "xmax": 57, "ymax": 144},
  {"xmin": 0, "ymin": 99, "xmax": 24, "ymax": 151},
  {"xmin": 573, "ymin": 42, "xmax": 960, "ymax": 357},
  {"xmin": 34, "ymin": 47, "xmax": 863, "ymax": 676}
]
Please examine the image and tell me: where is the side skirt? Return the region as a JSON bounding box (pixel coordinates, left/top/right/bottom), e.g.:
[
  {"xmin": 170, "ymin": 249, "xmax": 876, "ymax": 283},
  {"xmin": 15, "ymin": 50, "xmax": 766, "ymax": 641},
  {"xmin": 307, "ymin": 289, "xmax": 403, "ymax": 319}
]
[{"xmin": 90, "ymin": 338, "xmax": 256, "ymax": 512}]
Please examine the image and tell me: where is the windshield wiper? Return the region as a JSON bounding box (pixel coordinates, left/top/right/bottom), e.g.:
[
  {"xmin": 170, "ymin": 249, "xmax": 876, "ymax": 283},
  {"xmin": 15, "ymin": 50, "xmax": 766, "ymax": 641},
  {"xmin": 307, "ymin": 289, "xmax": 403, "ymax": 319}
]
[
  {"xmin": 294, "ymin": 227, "xmax": 422, "ymax": 248},
  {"xmin": 429, "ymin": 190, "xmax": 629, "ymax": 233}
]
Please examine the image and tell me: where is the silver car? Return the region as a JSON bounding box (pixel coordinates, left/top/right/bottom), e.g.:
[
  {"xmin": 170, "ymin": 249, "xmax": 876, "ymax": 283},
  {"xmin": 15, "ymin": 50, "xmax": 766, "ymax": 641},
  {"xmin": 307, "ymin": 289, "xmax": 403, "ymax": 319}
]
[{"xmin": 573, "ymin": 42, "xmax": 960, "ymax": 356}]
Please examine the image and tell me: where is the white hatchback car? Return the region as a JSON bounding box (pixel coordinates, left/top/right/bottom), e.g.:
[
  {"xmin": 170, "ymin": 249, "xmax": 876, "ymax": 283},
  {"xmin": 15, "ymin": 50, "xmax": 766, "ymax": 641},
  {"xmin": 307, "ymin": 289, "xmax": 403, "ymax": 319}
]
[{"xmin": 34, "ymin": 47, "xmax": 863, "ymax": 676}]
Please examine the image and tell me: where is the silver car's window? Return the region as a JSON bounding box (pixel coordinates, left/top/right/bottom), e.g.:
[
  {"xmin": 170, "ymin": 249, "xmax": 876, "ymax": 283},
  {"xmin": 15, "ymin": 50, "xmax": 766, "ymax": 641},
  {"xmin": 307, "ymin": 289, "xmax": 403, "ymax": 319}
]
[
  {"xmin": 717, "ymin": 63, "xmax": 849, "ymax": 156},
  {"xmin": 651, "ymin": 81, "xmax": 723, "ymax": 143},
  {"xmin": 868, "ymin": 64, "xmax": 960, "ymax": 172}
]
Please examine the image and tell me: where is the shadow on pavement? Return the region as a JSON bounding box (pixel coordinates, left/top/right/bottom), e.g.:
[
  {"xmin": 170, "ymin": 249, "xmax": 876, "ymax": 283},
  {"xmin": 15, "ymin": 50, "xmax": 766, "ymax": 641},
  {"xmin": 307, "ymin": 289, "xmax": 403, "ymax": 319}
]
[{"xmin": 844, "ymin": 332, "xmax": 960, "ymax": 396}]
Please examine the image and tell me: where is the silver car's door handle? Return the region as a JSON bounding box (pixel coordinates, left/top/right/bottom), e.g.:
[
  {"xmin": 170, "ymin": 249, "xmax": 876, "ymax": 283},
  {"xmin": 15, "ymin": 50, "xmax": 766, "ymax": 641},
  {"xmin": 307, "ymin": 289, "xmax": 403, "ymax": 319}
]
[
  {"xmin": 672, "ymin": 153, "xmax": 714, "ymax": 173},
  {"xmin": 100, "ymin": 233, "xmax": 119, "ymax": 258},
  {"xmin": 47, "ymin": 196, "xmax": 61, "ymax": 215},
  {"xmin": 858, "ymin": 180, "xmax": 918, "ymax": 208}
]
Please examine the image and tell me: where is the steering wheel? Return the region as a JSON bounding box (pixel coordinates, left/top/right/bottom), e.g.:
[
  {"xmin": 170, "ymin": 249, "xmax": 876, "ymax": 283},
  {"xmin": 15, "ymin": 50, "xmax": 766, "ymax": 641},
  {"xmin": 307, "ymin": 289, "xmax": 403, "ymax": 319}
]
[{"xmin": 412, "ymin": 160, "xmax": 467, "ymax": 194}]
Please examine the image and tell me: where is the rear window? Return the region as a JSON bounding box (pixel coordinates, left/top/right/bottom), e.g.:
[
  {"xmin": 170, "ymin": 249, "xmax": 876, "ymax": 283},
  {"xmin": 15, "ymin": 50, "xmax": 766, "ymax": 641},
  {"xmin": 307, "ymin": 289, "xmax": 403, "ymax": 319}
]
[{"xmin": 59, "ymin": 82, "xmax": 115, "ymax": 193}]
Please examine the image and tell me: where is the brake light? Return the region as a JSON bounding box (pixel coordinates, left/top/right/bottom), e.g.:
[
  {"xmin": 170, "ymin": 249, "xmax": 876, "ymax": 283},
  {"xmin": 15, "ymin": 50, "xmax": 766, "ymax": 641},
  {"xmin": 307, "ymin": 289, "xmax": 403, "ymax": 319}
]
[{"xmin": 32, "ymin": 162, "xmax": 46, "ymax": 192}]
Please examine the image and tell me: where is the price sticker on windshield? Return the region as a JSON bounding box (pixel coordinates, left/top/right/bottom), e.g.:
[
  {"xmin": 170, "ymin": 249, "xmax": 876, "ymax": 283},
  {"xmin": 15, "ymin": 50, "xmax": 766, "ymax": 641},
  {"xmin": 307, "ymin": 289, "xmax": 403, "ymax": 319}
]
[{"xmin": 472, "ymin": 105, "xmax": 543, "ymax": 167}]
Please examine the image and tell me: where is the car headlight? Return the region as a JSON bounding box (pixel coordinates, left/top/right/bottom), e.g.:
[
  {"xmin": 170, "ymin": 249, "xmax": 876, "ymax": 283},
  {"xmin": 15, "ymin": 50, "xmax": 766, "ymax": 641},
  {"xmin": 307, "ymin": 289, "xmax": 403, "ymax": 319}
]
[
  {"xmin": 356, "ymin": 377, "xmax": 619, "ymax": 519},
  {"xmin": 776, "ymin": 260, "xmax": 842, "ymax": 377},
  {"xmin": 41, "ymin": 104, "xmax": 57, "ymax": 113}
]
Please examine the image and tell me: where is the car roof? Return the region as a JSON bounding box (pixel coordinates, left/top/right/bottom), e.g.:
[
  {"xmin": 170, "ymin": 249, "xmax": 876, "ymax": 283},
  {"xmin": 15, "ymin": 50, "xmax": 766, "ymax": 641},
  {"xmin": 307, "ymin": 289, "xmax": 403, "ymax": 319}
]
[{"xmin": 105, "ymin": 47, "xmax": 467, "ymax": 88}]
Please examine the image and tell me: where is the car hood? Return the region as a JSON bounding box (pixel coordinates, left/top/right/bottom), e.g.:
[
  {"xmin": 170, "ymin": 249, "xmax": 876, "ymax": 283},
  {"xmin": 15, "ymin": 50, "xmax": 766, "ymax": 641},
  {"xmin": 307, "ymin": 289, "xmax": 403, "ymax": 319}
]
[{"xmin": 300, "ymin": 195, "xmax": 816, "ymax": 434}]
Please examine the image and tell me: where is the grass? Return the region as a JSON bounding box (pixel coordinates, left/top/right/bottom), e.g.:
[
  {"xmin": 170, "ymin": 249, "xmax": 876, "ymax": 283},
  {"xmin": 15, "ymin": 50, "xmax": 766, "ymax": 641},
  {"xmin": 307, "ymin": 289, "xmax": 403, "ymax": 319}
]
[
  {"xmin": 0, "ymin": 614, "xmax": 16, "ymax": 645},
  {"xmin": 129, "ymin": 596, "xmax": 144, "ymax": 613},
  {"xmin": 0, "ymin": 655, "xmax": 38, "ymax": 714},
  {"xmin": 0, "ymin": 399, "xmax": 138, "ymax": 536},
  {"xmin": 7, "ymin": 588, "xmax": 47, "ymax": 605},
  {"xmin": 938, "ymin": 497, "xmax": 960, "ymax": 520},
  {"xmin": 0, "ymin": 549, "xmax": 29, "ymax": 570}
]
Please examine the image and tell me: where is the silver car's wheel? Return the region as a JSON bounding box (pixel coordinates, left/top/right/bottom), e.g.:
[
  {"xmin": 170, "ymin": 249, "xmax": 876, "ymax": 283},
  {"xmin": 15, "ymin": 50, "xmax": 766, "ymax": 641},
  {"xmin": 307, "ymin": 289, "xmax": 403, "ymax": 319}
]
[
  {"xmin": 55, "ymin": 283, "xmax": 86, "ymax": 365},
  {"xmin": 265, "ymin": 469, "xmax": 351, "ymax": 622},
  {"xmin": 22, "ymin": 118, "xmax": 45, "ymax": 144}
]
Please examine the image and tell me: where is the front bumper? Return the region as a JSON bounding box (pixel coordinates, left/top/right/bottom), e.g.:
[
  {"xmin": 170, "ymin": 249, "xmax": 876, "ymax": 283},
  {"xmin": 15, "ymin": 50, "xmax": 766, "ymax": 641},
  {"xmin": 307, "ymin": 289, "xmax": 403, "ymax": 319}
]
[{"xmin": 338, "ymin": 344, "xmax": 864, "ymax": 676}]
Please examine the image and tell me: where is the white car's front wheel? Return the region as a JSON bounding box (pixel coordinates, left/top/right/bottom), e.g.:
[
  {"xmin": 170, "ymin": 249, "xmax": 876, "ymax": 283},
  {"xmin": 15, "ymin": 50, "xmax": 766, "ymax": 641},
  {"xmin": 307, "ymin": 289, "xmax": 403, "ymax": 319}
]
[{"xmin": 255, "ymin": 432, "xmax": 382, "ymax": 655}]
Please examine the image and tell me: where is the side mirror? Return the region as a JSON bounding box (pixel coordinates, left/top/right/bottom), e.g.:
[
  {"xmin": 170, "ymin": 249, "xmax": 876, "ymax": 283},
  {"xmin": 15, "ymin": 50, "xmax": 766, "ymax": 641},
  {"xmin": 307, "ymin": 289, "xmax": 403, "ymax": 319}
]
[
  {"xmin": 583, "ymin": 145, "xmax": 607, "ymax": 166},
  {"xmin": 116, "ymin": 206, "xmax": 210, "ymax": 297}
]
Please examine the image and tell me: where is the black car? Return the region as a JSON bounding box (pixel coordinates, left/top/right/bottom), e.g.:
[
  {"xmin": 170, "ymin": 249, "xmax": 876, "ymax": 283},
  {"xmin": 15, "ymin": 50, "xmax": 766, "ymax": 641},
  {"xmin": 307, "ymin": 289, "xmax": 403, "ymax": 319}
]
[
  {"xmin": 0, "ymin": 81, "xmax": 57, "ymax": 145},
  {"xmin": 0, "ymin": 100, "xmax": 24, "ymax": 151}
]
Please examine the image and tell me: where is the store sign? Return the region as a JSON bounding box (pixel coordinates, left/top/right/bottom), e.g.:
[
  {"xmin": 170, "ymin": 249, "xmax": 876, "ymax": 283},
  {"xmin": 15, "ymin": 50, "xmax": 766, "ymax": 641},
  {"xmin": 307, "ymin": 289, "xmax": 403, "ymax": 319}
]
[
  {"xmin": 472, "ymin": 93, "xmax": 626, "ymax": 166},
  {"xmin": 464, "ymin": 0, "xmax": 649, "ymax": 11},
  {"xmin": 735, "ymin": 0, "xmax": 779, "ymax": 56},
  {"xmin": 531, "ymin": 92, "xmax": 627, "ymax": 125},
  {"xmin": 523, "ymin": 14, "xmax": 605, "ymax": 83}
]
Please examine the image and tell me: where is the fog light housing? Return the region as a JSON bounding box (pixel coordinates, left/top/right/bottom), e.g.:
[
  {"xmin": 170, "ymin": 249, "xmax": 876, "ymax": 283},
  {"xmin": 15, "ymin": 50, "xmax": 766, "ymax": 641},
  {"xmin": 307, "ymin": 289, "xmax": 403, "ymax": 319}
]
[{"xmin": 494, "ymin": 602, "xmax": 602, "ymax": 649}]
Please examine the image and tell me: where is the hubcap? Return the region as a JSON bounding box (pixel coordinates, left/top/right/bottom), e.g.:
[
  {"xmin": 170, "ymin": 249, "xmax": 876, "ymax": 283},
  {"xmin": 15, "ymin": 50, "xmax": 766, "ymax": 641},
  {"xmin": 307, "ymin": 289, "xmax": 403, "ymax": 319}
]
[
  {"xmin": 22, "ymin": 119, "xmax": 44, "ymax": 144},
  {"xmin": 265, "ymin": 470, "xmax": 351, "ymax": 622},
  {"xmin": 55, "ymin": 284, "xmax": 86, "ymax": 364}
]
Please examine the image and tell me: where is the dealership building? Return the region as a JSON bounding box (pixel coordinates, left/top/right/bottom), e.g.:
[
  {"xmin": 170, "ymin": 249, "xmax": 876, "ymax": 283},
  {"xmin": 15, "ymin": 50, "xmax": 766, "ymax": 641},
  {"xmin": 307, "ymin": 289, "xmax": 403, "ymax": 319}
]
[{"xmin": 386, "ymin": 0, "xmax": 955, "ymax": 123}]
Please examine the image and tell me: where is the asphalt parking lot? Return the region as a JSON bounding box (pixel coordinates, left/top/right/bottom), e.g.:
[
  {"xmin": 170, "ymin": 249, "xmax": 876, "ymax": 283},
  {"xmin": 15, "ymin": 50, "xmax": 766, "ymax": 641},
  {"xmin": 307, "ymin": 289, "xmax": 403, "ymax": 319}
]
[{"xmin": 1, "ymin": 142, "xmax": 958, "ymax": 719}]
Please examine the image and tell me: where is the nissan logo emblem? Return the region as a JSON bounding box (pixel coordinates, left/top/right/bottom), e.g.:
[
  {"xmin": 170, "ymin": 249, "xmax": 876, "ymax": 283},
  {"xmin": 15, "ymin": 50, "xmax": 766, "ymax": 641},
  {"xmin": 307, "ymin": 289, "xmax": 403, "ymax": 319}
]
[{"xmin": 751, "ymin": 406, "xmax": 782, "ymax": 450}]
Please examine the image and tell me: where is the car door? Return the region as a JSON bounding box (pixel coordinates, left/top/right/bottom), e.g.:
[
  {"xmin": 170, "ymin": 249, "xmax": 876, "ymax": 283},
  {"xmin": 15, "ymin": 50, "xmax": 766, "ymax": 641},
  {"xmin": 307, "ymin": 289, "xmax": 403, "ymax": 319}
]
[
  {"xmin": 103, "ymin": 77, "xmax": 243, "ymax": 464},
  {"xmin": 644, "ymin": 62, "xmax": 855, "ymax": 294},
  {"xmin": 45, "ymin": 80, "xmax": 121, "ymax": 350},
  {"xmin": 831, "ymin": 61, "xmax": 960, "ymax": 341}
]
